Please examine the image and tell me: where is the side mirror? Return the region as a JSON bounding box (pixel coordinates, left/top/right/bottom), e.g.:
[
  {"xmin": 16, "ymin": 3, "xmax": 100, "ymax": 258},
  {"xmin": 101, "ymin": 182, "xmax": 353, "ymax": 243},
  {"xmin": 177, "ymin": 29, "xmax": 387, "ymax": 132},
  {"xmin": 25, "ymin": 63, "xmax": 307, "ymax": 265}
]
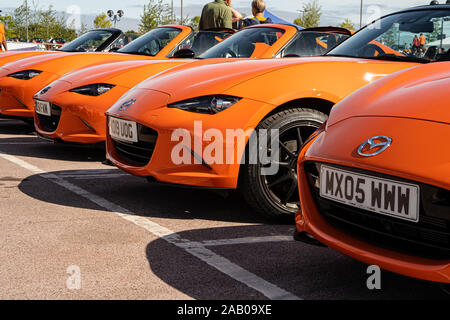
[{"xmin": 172, "ymin": 48, "xmax": 196, "ymax": 59}]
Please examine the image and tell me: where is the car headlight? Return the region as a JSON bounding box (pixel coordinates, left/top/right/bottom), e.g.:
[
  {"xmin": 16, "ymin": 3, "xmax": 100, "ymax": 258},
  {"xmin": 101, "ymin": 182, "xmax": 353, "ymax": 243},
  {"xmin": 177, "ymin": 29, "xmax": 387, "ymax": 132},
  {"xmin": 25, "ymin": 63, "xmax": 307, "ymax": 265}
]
[
  {"xmin": 7, "ymin": 70, "xmax": 42, "ymax": 80},
  {"xmin": 168, "ymin": 95, "xmax": 242, "ymax": 114},
  {"xmin": 69, "ymin": 84, "xmax": 115, "ymax": 96}
]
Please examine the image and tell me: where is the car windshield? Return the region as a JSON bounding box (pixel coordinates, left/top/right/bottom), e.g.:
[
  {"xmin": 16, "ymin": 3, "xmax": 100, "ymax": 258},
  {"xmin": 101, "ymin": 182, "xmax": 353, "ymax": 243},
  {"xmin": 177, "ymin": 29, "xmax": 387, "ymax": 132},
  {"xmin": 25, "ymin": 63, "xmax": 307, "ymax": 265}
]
[
  {"xmin": 280, "ymin": 31, "xmax": 349, "ymax": 57},
  {"xmin": 118, "ymin": 27, "xmax": 182, "ymax": 56},
  {"xmin": 169, "ymin": 30, "xmax": 234, "ymax": 57},
  {"xmin": 200, "ymin": 27, "xmax": 285, "ymax": 59},
  {"xmin": 109, "ymin": 33, "xmax": 140, "ymax": 51},
  {"xmin": 328, "ymin": 9, "xmax": 450, "ymax": 63},
  {"xmin": 59, "ymin": 30, "xmax": 115, "ymax": 52}
]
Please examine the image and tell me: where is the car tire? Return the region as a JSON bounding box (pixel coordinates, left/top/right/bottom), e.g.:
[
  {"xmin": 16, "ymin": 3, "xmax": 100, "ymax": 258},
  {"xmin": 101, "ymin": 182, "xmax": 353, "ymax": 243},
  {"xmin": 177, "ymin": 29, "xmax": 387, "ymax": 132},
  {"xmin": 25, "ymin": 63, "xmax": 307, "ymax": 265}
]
[{"xmin": 240, "ymin": 108, "xmax": 328, "ymax": 220}]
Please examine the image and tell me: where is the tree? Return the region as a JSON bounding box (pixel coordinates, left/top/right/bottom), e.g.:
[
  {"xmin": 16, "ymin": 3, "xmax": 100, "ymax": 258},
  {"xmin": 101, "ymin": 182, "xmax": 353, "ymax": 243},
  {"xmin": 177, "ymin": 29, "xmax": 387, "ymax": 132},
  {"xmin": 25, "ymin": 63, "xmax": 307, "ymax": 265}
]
[
  {"xmin": 294, "ymin": 0, "xmax": 322, "ymax": 29},
  {"xmin": 139, "ymin": 0, "xmax": 172, "ymax": 33},
  {"xmin": 7, "ymin": 1, "xmax": 77, "ymax": 41},
  {"xmin": 94, "ymin": 13, "xmax": 112, "ymax": 29},
  {"xmin": 339, "ymin": 19, "xmax": 355, "ymax": 31},
  {"xmin": 78, "ymin": 23, "xmax": 90, "ymax": 36},
  {"xmin": 188, "ymin": 16, "xmax": 201, "ymax": 30},
  {"xmin": 381, "ymin": 24, "xmax": 398, "ymax": 49},
  {"xmin": 0, "ymin": 15, "xmax": 17, "ymax": 39}
]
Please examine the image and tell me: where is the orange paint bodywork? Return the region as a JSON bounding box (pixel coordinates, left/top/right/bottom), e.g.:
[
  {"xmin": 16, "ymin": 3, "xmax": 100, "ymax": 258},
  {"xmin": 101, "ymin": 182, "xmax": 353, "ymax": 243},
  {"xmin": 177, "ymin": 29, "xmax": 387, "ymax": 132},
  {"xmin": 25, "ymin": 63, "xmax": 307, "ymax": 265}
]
[
  {"xmin": 105, "ymin": 57, "xmax": 418, "ymax": 189},
  {"xmin": 33, "ymin": 26, "xmax": 346, "ymax": 144},
  {"xmin": 297, "ymin": 62, "xmax": 450, "ymax": 283},
  {"xmin": 0, "ymin": 25, "xmax": 193, "ymax": 119},
  {"xmin": 0, "ymin": 51, "xmax": 55, "ymax": 67}
]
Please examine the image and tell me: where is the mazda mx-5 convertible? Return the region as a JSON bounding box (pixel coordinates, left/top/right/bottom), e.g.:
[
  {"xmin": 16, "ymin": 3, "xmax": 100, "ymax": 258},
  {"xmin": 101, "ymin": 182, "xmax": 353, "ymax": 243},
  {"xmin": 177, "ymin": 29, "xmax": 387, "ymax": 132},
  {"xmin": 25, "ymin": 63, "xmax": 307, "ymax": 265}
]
[
  {"xmin": 295, "ymin": 60, "xmax": 450, "ymax": 284},
  {"xmin": 104, "ymin": 4, "xmax": 450, "ymax": 219},
  {"xmin": 33, "ymin": 26, "xmax": 350, "ymax": 145},
  {"xmin": 0, "ymin": 28, "xmax": 133, "ymax": 69},
  {"xmin": 0, "ymin": 25, "xmax": 217, "ymax": 120}
]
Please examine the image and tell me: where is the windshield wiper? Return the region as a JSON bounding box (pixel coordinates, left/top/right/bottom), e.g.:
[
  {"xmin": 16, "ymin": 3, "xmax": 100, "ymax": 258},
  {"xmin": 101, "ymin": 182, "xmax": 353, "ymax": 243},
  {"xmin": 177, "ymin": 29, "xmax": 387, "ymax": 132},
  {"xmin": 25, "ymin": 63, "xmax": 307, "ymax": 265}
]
[
  {"xmin": 326, "ymin": 53, "xmax": 429, "ymax": 63},
  {"xmin": 117, "ymin": 51, "xmax": 155, "ymax": 57},
  {"xmin": 360, "ymin": 54, "xmax": 430, "ymax": 63}
]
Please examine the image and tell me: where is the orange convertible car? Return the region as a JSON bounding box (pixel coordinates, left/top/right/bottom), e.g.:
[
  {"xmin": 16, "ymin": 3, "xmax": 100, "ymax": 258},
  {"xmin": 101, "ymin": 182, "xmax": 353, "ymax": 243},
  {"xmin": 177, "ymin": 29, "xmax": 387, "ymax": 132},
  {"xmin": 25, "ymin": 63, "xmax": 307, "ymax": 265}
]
[
  {"xmin": 33, "ymin": 26, "xmax": 350, "ymax": 144},
  {"xmin": 295, "ymin": 61, "xmax": 450, "ymax": 284},
  {"xmin": 105, "ymin": 5, "xmax": 449, "ymax": 218},
  {"xmin": 0, "ymin": 28, "xmax": 132, "ymax": 68},
  {"xmin": 0, "ymin": 25, "xmax": 223, "ymax": 120}
]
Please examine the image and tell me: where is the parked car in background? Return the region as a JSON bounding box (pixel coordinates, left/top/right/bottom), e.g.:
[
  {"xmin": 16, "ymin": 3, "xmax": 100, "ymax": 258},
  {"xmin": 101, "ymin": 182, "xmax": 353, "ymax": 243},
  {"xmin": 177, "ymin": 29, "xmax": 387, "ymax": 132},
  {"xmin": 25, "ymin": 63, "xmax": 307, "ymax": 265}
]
[
  {"xmin": 0, "ymin": 28, "xmax": 130, "ymax": 70},
  {"xmin": 7, "ymin": 37, "xmax": 26, "ymax": 42}
]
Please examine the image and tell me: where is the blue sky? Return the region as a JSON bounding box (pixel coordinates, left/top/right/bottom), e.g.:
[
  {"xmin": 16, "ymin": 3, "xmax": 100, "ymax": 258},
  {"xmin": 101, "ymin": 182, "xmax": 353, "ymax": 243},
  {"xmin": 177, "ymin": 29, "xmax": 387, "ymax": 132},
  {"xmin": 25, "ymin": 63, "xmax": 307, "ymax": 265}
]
[{"xmin": 0, "ymin": 0, "xmax": 435, "ymax": 28}]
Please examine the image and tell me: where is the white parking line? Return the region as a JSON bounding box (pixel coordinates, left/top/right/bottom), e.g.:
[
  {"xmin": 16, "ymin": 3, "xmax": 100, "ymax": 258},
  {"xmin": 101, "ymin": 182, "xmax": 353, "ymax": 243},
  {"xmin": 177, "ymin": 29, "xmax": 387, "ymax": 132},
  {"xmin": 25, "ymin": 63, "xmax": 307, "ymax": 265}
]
[
  {"xmin": 58, "ymin": 174, "xmax": 129, "ymax": 179},
  {"xmin": 56, "ymin": 170, "xmax": 131, "ymax": 180},
  {"xmin": 0, "ymin": 151, "xmax": 301, "ymax": 300}
]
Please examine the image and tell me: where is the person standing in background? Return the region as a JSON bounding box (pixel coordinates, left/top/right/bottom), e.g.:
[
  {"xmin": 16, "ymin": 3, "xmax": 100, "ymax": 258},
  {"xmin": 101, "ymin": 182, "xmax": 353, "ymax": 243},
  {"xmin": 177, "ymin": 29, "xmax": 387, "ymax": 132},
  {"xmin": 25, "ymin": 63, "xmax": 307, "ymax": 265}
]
[
  {"xmin": 0, "ymin": 10, "xmax": 8, "ymax": 51},
  {"xmin": 239, "ymin": 0, "xmax": 271, "ymax": 27},
  {"xmin": 419, "ymin": 33, "xmax": 426, "ymax": 50},
  {"xmin": 199, "ymin": 0, "xmax": 242, "ymax": 30},
  {"xmin": 412, "ymin": 35, "xmax": 420, "ymax": 54}
]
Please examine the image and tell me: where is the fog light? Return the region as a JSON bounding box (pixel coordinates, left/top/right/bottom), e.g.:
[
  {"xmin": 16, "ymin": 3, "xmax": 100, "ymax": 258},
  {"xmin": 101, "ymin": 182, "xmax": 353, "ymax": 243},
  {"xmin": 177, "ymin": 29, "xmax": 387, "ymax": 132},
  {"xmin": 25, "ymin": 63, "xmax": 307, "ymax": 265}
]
[{"xmin": 295, "ymin": 210, "xmax": 305, "ymax": 229}]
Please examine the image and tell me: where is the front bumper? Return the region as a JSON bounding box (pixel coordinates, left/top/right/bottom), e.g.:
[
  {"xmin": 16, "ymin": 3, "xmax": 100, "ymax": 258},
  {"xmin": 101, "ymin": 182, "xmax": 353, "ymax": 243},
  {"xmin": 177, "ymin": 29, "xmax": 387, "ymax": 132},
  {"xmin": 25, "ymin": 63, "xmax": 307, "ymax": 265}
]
[
  {"xmin": 106, "ymin": 96, "xmax": 272, "ymax": 189},
  {"xmin": 0, "ymin": 72, "xmax": 56, "ymax": 119},
  {"xmin": 296, "ymin": 121, "xmax": 450, "ymax": 284},
  {"xmin": 34, "ymin": 87, "xmax": 130, "ymax": 144}
]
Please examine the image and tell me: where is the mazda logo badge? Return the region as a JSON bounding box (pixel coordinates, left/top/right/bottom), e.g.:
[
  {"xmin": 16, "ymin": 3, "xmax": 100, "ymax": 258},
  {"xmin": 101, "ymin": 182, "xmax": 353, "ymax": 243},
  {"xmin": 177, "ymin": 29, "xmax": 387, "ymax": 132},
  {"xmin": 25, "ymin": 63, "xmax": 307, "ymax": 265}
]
[
  {"xmin": 119, "ymin": 99, "xmax": 136, "ymax": 111},
  {"xmin": 40, "ymin": 87, "xmax": 51, "ymax": 95},
  {"xmin": 358, "ymin": 136, "xmax": 392, "ymax": 157}
]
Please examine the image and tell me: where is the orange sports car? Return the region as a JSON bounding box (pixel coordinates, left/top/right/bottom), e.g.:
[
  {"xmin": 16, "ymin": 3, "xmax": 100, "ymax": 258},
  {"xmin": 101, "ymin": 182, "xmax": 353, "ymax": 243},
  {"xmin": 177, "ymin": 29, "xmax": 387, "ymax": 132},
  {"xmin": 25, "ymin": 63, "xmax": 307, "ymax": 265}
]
[
  {"xmin": 0, "ymin": 28, "xmax": 132, "ymax": 68},
  {"xmin": 0, "ymin": 25, "xmax": 207, "ymax": 120},
  {"xmin": 295, "ymin": 60, "xmax": 450, "ymax": 284},
  {"xmin": 33, "ymin": 26, "xmax": 350, "ymax": 145},
  {"xmin": 105, "ymin": 5, "xmax": 448, "ymax": 219}
]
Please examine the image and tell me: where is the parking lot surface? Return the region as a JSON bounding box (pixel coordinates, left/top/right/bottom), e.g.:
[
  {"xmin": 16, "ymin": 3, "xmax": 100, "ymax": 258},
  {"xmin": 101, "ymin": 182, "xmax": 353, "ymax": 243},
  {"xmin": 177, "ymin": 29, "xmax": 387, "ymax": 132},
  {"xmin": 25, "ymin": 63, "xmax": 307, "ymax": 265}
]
[{"xmin": 0, "ymin": 119, "xmax": 447, "ymax": 300}]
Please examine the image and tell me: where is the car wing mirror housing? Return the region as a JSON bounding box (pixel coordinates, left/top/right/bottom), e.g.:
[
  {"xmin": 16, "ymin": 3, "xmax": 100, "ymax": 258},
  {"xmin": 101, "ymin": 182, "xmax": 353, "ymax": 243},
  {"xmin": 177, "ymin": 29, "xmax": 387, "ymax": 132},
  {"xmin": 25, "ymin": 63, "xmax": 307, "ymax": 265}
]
[{"xmin": 172, "ymin": 48, "xmax": 196, "ymax": 59}]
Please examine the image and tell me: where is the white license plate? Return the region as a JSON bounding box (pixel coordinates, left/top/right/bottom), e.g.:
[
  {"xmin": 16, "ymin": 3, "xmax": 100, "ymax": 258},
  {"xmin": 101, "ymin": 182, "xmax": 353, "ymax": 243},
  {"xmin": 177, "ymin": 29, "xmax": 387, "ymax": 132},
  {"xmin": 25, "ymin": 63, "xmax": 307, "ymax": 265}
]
[
  {"xmin": 109, "ymin": 117, "xmax": 138, "ymax": 143},
  {"xmin": 35, "ymin": 100, "xmax": 51, "ymax": 116},
  {"xmin": 319, "ymin": 165, "xmax": 420, "ymax": 222}
]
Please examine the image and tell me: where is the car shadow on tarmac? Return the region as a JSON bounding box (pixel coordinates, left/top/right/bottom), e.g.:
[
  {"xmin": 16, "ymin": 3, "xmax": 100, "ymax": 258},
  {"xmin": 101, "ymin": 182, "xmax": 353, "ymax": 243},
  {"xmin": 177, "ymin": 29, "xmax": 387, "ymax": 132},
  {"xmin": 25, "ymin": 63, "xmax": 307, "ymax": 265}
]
[
  {"xmin": 145, "ymin": 226, "xmax": 450, "ymax": 300},
  {"xmin": 14, "ymin": 169, "xmax": 450, "ymax": 300},
  {"xmin": 18, "ymin": 169, "xmax": 272, "ymax": 224},
  {"xmin": 0, "ymin": 137, "xmax": 106, "ymax": 162},
  {"xmin": 0, "ymin": 119, "xmax": 35, "ymax": 135}
]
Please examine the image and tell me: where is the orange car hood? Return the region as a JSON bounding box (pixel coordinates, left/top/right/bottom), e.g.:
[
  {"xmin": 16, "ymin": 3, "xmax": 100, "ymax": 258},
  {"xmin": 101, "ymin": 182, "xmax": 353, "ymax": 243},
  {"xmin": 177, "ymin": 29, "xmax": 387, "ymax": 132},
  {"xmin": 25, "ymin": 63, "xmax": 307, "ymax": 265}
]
[
  {"xmin": 134, "ymin": 57, "xmax": 417, "ymax": 104},
  {"xmin": 0, "ymin": 51, "xmax": 54, "ymax": 67},
  {"xmin": 137, "ymin": 57, "xmax": 324, "ymax": 97},
  {"xmin": 0, "ymin": 52, "xmax": 149, "ymax": 77},
  {"xmin": 328, "ymin": 61, "xmax": 450, "ymax": 127},
  {"xmin": 53, "ymin": 59, "xmax": 193, "ymax": 88}
]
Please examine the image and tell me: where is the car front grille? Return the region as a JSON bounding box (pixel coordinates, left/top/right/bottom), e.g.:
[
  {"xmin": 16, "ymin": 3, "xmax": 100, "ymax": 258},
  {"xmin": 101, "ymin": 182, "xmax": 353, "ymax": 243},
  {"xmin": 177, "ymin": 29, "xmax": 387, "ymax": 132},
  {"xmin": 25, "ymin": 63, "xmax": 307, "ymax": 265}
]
[
  {"xmin": 111, "ymin": 123, "xmax": 158, "ymax": 167},
  {"xmin": 304, "ymin": 162, "xmax": 450, "ymax": 260},
  {"xmin": 36, "ymin": 104, "xmax": 62, "ymax": 132}
]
